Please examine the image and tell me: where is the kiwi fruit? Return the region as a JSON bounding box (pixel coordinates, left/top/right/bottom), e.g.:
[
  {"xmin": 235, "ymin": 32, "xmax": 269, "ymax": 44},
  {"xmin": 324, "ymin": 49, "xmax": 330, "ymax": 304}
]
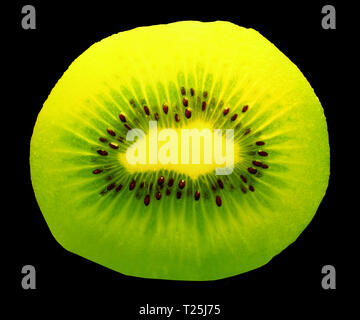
[{"xmin": 30, "ymin": 21, "xmax": 330, "ymax": 281}]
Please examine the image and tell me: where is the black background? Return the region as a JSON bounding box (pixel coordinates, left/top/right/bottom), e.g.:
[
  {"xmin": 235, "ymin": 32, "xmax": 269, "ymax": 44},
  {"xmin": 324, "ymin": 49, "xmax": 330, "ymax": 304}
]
[{"xmin": 10, "ymin": 0, "xmax": 352, "ymax": 316}]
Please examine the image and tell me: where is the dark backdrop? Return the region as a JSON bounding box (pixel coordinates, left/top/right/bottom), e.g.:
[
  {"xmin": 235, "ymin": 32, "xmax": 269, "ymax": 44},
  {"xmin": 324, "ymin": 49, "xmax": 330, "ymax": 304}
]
[{"xmin": 10, "ymin": 0, "xmax": 351, "ymax": 316}]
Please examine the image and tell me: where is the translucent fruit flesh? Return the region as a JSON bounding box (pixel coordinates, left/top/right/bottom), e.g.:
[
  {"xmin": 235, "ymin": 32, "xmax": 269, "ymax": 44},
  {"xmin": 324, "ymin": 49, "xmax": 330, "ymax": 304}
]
[{"xmin": 30, "ymin": 21, "xmax": 330, "ymax": 281}]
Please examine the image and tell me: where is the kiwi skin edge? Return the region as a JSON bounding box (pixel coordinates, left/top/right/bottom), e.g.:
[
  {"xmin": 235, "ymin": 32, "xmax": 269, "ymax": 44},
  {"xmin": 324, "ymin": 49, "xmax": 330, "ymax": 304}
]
[{"xmin": 30, "ymin": 21, "xmax": 330, "ymax": 281}]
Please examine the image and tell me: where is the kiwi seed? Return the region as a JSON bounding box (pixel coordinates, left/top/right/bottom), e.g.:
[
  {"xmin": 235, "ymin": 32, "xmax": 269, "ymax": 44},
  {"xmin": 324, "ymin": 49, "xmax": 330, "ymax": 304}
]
[
  {"xmin": 194, "ymin": 191, "xmax": 200, "ymax": 200},
  {"xmin": 129, "ymin": 180, "xmax": 136, "ymax": 190},
  {"xmin": 179, "ymin": 179, "xmax": 185, "ymax": 189},
  {"xmin": 216, "ymin": 196, "xmax": 222, "ymax": 207},
  {"xmin": 258, "ymin": 151, "xmax": 268, "ymax": 156},
  {"xmin": 107, "ymin": 129, "xmax": 115, "ymax": 136},
  {"xmin": 202, "ymin": 101, "xmax": 206, "ymax": 111},
  {"xmin": 163, "ymin": 103, "xmax": 169, "ymax": 114},
  {"xmin": 168, "ymin": 178, "xmax": 174, "ymax": 187},
  {"xmin": 217, "ymin": 179, "xmax": 224, "ymax": 189},
  {"xmin": 97, "ymin": 150, "xmax": 108, "ymax": 156},
  {"xmin": 144, "ymin": 194, "xmax": 150, "ymax": 206},
  {"xmin": 158, "ymin": 176, "xmax": 165, "ymax": 185},
  {"xmin": 119, "ymin": 114, "xmax": 126, "ymax": 122}
]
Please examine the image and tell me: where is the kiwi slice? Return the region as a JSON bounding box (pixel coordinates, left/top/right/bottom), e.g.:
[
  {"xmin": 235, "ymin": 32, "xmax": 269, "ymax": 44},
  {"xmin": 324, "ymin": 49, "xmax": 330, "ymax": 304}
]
[{"xmin": 30, "ymin": 21, "xmax": 330, "ymax": 281}]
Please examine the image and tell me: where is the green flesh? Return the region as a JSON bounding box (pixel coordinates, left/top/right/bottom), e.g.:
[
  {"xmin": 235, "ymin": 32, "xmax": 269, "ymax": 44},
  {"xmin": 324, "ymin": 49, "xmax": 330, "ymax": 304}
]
[{"xmin": 30, "ymin": 21, "xmax": 330, "ymax": 281}]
